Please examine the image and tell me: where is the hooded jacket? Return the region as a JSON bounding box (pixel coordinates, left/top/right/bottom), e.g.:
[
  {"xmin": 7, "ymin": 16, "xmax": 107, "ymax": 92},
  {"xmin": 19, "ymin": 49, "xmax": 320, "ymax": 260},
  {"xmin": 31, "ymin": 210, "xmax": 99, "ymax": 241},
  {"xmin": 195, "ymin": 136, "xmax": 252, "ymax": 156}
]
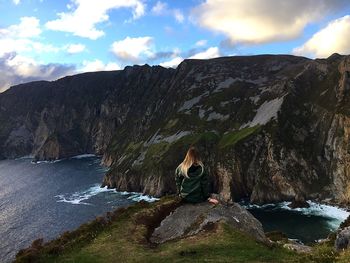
[{"xmin": 175, "ymin": 164, "xmax": 210, "ymax": 203}]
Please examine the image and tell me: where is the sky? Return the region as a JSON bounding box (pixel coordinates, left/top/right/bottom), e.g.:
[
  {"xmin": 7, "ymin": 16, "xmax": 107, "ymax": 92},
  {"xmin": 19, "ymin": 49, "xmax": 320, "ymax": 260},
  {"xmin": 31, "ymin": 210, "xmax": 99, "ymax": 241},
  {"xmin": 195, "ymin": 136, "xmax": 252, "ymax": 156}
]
[{"xmin": 1, "ymin": 0, "xmax": 350, "ymax": 91}]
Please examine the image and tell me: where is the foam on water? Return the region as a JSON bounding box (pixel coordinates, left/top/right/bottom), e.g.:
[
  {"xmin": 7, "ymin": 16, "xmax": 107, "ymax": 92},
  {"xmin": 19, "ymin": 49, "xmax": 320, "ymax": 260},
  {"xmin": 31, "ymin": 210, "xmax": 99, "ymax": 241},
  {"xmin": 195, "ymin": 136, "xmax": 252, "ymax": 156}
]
[
  {"xmin": 55, "ymin": 184, "xmax": 117, "ymax": 205},
  {"xmin": 71, "ymin": 154, "xmax": 97, "ymax": 159},
  {"xmin": 31, "ymin": 159, "xmax": 64, "ymax": 164},
  {"xmin": 55, "ymin": 185, "xmax": 159, "ymax": 205},
  {"xmin": 279, "ymin": 201, "xmax": 349, "ymax": 228},
  {"xmin": 242, "ymin": 200, "xmax": 350, "ymax": 230}
]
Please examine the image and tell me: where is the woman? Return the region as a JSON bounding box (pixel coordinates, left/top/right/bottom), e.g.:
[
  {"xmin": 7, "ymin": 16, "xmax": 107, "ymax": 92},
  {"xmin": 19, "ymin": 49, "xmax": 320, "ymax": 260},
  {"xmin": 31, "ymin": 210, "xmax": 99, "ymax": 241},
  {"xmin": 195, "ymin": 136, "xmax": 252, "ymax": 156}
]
[{"xmin": 175, "ymin": 146, "xmax": 219, "ymax": 205}]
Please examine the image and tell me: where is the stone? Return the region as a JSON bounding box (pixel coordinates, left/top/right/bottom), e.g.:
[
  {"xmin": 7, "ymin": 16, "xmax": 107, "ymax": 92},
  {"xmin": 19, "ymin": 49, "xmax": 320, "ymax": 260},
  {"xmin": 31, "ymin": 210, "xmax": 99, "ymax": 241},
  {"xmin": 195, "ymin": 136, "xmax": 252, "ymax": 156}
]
[
  {"xmin": 283, "ymin": 242, "xmax": 312, "ymax": 254},
  {"xmin": 335, "ymin": 226, "xmax": 350, "ymax": 251},
  {"xmin": 288, "ymin": 194, "xmax": 310, "ymax": 209},
  {"xmin": 150, "ymin": 202, "xmax": 267, "ymax": 244}
]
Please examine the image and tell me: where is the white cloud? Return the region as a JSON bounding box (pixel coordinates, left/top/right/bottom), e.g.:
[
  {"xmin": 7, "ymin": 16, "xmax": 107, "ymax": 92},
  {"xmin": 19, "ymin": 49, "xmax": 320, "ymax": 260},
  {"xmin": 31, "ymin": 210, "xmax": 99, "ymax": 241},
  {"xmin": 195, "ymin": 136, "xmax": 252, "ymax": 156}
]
[
  {"xmin": 159, "ymin": 46, "xmax": 221, "ymax": 68},
  {"xmin": 0, "ymin": 52, "xmax": 75, "ymax": 92},
  {"xmin": 195, "ymin": 40, "xmax": 207, "ymax": 47},
  {"xmin": 293, "ymin": 15, "xmax": 350, "ymax": 58},
  {"xmin": 0, "ymin": 17, "xmax": 41, "ymax": 38},
  {"xmin": 151, "ymin": 1, "xmax": 185, "ymax": 23},
  {"xmin": 81, "ymin": 59, "xmax": 121, "ymax": 72},
  {"xmin": 192, "ymin": 0, "xmax": 348, "ymax": 44},
  {"xmin": 189, "ymin": 47, "xmax": 220, "ymax": 59},
  {"xmin": 160, "ymin": 56, "xmax": 184, "ymax": 68},
  {"xmin": 111, "ymin": 36, "xmax": 154, "ymax": 63},
  {"xmin": 0, "ymin": 17, "xmax": 61, "ymax": 57},
  {"xmin": 13, "ymin": 0, "xmax": 20, "ymax": 5},
  {"xmin": 173, "ymin": 9, "xmax": 185, "ymax": 23},
  {"xmin": 45, "ymin": 0, "xmax": 146, "ymax": 39},
  {"xmin": 152, "ymin": 1, "xmax": 166, "ymax": 15},
  {"xmin": 65, "ymin": 43, "xmax": 86, "ymax": 54}
]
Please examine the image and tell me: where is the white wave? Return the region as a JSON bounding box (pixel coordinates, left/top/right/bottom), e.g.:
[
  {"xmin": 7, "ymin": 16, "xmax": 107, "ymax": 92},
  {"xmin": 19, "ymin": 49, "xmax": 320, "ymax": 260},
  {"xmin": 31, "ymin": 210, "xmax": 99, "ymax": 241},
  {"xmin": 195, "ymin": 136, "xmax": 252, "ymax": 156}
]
[
  {"xmin": 55, "ymin": 184, "xmax": 117, "ymax": 205},
  {"xmin": 31, "ymin": 158, "xmax": 64, "ymax": 164},
  {"xmin": 71, "ymin": 154, "xmax": 97, "ymax": 159},
  {"xmin": 243, "ymin": 200, "xmax": 350, "ymax": 230},
  {"xmin": 118, "ymin": 191, "xmax": 159, "ymax": 202},
  {"xmin": 279, "ymin": 201, "xmax": 349, "ymax": 228},
  {"xmin": 56, "ymin": 185, "xmax": 159, "ymax": 205},
  {"xmin": 126, "ymin": 193, "xmax": 159, "ymax": 202},
  {"xmin": 241, "ymin": 202, "xmax": 276, "ymax": 209}
]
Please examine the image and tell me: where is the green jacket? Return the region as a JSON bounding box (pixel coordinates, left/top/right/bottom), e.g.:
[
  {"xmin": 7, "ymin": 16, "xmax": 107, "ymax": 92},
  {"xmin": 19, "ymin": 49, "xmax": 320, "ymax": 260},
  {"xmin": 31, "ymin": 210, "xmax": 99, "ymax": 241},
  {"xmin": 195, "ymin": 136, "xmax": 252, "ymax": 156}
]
[{"xmin": 175, "ymin": 164, "xmax": 210, "ymax": 203}]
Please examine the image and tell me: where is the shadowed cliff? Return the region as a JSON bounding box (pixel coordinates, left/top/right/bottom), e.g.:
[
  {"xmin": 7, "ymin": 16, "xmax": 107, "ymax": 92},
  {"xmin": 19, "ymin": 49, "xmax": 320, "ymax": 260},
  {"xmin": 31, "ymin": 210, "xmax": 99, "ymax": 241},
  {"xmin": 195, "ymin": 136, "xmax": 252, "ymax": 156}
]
[{"xmin": 1, "ymin": 54, "xmax": 350, "ymax": 204}]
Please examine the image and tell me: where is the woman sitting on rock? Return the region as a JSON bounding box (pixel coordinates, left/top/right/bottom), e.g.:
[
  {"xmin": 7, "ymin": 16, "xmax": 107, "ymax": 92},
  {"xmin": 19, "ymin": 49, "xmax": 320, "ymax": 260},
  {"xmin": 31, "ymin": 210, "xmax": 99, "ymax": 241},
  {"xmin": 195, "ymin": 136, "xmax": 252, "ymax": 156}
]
[{"xmin": 175, "ymin": 146, "xmax": 219, "ymax": 205}]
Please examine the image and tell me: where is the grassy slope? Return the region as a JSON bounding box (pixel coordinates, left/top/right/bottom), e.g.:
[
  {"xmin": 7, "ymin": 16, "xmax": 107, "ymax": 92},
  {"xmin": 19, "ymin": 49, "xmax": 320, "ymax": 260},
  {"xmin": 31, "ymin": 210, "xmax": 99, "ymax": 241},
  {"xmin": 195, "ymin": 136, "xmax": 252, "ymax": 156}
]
[{"xmin": 15, "ymin": 197, "xmax": 350, "ymax": 263}]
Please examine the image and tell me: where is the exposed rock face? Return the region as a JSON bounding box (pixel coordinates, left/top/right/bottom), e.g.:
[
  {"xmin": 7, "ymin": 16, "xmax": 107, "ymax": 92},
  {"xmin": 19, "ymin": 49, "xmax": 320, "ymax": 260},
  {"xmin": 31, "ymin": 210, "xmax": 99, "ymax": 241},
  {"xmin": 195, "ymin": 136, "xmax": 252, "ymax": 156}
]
[
  {"xmin": 1, "ymin": 54, "xmax": 350, "ymax": 204},
  {"xmin": 288, "ymin": 194, "xmax": 310, "ymax": 209},
  {"xmin": 335, "ymin": 226, "xmax": 350, "ymax": 251},
  {"xmin": 150, "ymin": 202, "xmax": 267, "ymax": 244}
]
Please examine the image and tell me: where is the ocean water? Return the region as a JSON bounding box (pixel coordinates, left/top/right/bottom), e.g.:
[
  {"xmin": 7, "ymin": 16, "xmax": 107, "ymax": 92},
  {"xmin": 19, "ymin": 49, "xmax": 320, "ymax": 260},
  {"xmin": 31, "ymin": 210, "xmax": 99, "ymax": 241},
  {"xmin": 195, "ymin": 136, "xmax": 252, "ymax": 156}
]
[
  {"xmin": 0, "ymin": 156, "xmax": 157, "ymax": 263},
  {"xmin": 242, "ymin": 201, "xmax": 350, "ymax": 244}
]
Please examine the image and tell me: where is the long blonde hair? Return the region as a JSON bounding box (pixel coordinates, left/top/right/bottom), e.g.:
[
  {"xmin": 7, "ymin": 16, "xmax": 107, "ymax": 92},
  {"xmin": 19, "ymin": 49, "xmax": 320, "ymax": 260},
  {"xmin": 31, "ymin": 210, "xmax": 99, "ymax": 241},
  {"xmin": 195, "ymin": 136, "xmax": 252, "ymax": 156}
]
[{"xmin": 178, "ymin": 146, "xmax": 204, "ymax": 178}]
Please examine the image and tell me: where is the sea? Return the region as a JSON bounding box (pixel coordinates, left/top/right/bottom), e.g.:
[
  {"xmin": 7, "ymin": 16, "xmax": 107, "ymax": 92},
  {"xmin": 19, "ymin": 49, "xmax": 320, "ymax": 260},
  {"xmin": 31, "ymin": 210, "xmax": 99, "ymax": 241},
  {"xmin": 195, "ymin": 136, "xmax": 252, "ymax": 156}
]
[{"xmin": 0, "ymin": 155, "xmax": 157, "ymax": 263}]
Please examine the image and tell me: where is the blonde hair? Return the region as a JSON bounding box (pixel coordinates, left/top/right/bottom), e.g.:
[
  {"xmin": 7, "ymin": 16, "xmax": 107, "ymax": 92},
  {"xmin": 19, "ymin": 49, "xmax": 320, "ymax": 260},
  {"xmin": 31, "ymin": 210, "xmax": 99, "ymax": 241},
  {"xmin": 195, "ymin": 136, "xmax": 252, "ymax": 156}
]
[{"xmin": 178, "ymin": 146, "xmax": 204, "ymax": 178}]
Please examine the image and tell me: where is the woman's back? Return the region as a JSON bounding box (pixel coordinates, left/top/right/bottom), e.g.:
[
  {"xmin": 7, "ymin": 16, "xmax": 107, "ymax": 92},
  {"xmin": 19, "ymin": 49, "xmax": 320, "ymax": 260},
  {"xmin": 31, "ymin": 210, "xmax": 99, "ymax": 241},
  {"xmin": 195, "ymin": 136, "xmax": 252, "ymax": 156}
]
[{"xmin": 175, "ymin": 163, "xmax": 209, "ymax": 203}]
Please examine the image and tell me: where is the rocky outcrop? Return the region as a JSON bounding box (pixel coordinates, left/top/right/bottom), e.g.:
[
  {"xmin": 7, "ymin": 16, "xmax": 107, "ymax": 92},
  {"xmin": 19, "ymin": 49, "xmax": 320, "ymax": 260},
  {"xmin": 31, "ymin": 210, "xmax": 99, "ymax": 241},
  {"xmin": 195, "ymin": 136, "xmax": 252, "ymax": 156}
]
[
  {"xmin": 2, "ymin": 54, "xmax": 350, "ymax": 205},
  {"xmin": 150, "ymin": 202, "xmax": 267, "ymax": 244},
  {"xmin": 335, "ymin": 227, "xmax": 350, "ymax": 251}
]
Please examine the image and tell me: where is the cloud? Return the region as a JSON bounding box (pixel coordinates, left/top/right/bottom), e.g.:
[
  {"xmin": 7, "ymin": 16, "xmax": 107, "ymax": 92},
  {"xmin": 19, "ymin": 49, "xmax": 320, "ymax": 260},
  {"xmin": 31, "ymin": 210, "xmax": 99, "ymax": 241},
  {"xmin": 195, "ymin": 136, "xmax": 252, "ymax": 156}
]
[
  {"xmin": 160, "ymin": 46, "xmax": 221, "ymax": 68},
  {"xmin": 65, "ymin": 43, "xmax": 86, "ymax": 54},
  {"xmin": 13, "ymin": 0, "xmax": 20, "ymax": 5},
  {"xmin": 80, "ymin": 59, "xmax": 121, "ymax": 72},
  {"xmin": 189, "ymin": 47, "xmax": 220, "ymax": 59},
  {"xmin": 173, "ymin": 9, "xmax": 184, "ymax": 23},
  {"xmin": 151, "ymin": 1, "xmax": 167, "ymax": 15},
  {"xmin": 192, "ymin": 0, "xmax": 348, "ymax": 44},
  {"xmin": 0, "ymin": 52, "xmax": 75, "ymax": 92},
  {"xmin": 293, "ymin": 15, "xmax": 350, "ymax": 58},
  {"xmin": 151, "ymin": 1, "xmax": 185, "ymax": 23},
  {"xmin": 45, "ymin": 0, "xmax": 146, "ymax": 39},
  {"xmin": 0, "ymin": 16, "xmax": 41, "ymax": 38},
  {"xmin": 195, "ymin": 40, "xmax": 207, "ymax": 47},
  {"xmin": 0, "ymin": 17, "xmax": 61, "ymax": 58},
  {"xmin": 111, "ymin": 36, "xmax": 154, "ymax": 63},
  {"xmin": 160, "ymin": 56, "xmax": 184, "ymax": 68}
]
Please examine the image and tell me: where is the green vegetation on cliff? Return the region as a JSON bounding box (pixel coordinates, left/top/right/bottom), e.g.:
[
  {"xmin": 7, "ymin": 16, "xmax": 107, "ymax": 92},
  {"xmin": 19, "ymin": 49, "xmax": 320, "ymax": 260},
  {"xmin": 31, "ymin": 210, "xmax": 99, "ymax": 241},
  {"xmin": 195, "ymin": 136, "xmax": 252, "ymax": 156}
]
[{"xmin": 218, "ymin": 126, "xmax": 261, "ymax": 148}]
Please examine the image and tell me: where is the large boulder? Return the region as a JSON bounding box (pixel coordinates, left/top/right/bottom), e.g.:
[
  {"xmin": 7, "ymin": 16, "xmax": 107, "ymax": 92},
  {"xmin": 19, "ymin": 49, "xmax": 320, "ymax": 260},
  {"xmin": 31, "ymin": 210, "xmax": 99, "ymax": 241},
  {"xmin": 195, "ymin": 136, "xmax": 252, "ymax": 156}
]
[
  {"xmin": 335, "ymin": 226, "xmax": 350, "ymax": 251},
  {"xmin": 150, "ymin": 202, "xmax": 267, "ymax": 244}
]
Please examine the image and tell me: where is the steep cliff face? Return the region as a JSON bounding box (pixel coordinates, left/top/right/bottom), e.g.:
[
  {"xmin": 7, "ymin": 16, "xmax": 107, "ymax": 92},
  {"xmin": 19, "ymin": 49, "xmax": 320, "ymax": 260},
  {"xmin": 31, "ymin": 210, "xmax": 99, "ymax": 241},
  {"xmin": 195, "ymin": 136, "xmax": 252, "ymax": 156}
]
[
  {"xmin": 1, "ymin": 54, "xmax": 350, "ymax": 204},
  {"xmin": 0, "ymin": 66, "xmax": 173, "ymax": 160}
]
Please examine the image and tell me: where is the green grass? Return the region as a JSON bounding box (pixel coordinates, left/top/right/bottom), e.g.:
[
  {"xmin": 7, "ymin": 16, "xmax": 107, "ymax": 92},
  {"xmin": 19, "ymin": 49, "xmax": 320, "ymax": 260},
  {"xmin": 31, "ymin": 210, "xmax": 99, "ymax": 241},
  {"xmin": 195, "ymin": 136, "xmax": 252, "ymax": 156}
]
[
  {"xmin": 218, "ymin": 126, "xmax": 260, "ymax": 148},
  {"xmin": 15, "ymin": 196, "xmax": 307, "ymax": 263}
]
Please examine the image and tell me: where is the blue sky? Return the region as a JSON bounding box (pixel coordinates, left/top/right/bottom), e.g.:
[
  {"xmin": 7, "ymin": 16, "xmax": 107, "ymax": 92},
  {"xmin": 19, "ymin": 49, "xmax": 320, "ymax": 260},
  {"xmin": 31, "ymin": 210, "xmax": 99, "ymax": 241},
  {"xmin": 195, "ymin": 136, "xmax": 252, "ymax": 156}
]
[{"xmin": 0, "ymin": 0, "xmax": 350, "ymax": 91}]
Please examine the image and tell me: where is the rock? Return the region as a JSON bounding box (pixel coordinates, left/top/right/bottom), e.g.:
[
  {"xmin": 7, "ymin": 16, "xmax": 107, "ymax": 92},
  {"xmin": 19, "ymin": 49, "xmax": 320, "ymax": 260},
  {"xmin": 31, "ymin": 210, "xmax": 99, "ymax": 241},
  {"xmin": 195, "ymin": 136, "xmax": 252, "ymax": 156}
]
[
  {"xmin": 288, "ymin": 194, "xmax": 310, "ymax": 209},
  {"xmin": 283, "ymin": 242, "xmax": 312, "ymax": 254},
  {"xmin": 150, "ymin": 202, "xmax": 267, "ymax": 244},
  {"xmin": 335, "ymin": 226, "xmax": 350, "ymax": 251}
]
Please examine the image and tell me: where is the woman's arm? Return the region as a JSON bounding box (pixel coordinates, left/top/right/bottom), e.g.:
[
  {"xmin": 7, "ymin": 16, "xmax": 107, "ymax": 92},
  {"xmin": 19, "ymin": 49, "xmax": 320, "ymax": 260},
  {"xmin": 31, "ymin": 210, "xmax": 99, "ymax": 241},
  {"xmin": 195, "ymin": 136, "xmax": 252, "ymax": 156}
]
[
  {"xmin": 200, "ymin": 167, "xmax": 210, "ymax": 200},
  {"xmin": 175, "ymin": 166, "xmax": 184, "ymax": 195},
  {"xmin": 201, "ymin": 167, "xmax": 219, "ymax": 205}
]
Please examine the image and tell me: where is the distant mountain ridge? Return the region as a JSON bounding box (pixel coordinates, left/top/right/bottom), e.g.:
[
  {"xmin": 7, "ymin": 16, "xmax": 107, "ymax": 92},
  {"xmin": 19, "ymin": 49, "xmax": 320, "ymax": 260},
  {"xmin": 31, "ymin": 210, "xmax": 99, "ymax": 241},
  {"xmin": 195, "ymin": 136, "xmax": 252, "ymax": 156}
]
[{"xmin": 1, "ymin": 54, "xmax": 350, "ymax": 205}]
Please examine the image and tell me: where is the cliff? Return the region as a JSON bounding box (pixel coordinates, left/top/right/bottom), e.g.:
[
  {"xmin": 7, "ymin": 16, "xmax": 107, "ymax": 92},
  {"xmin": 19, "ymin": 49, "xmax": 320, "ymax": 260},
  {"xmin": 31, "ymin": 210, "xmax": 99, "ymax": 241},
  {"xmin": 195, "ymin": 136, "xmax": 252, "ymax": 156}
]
[{"xmin": 1, "ymin": 54, "xmax": 350, "ymax": 204}]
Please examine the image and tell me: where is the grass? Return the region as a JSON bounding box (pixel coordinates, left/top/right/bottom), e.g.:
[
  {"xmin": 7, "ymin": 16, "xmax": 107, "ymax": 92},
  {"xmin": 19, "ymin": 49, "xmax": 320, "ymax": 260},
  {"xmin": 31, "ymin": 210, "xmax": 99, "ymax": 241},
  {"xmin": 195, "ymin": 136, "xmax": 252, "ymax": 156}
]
[
  {"xmin": 218, "ymin": 126, "xmax": 260, "ymax": 148},
  {"xmin": 15, "ymin": 196, "xmax": 308, "ymax": 263}
]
